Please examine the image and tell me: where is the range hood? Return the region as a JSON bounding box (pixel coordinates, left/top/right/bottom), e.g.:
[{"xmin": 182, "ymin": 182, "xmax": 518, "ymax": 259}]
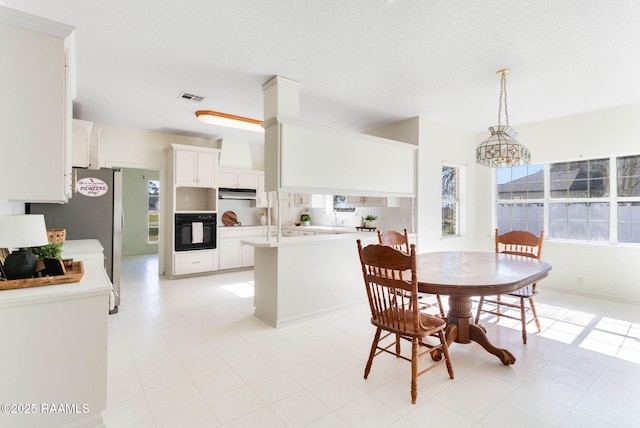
[
  {"xmin": 218, "ymin": 188, "xmax": 257, "ymax": 200},
  {"xmin": 219, "ymin": 139, "xmax": 254, "ymax": 169}
]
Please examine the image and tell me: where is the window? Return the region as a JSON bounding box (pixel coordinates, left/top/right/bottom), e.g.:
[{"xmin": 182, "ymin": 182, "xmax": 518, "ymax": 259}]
[
  {"xmin": 148, "ymin": 180, "xmax": 159, "ymax": 243},
  {"xmin": 333, "ymin": 195, "xmax": 355, "ymax": 212},
  {"xmin": 617, "ymin": 155, "xmax": 640, "ymax": 243},
  {"xmin": 618, "ymin": 202, "xmax": 640, "ymax": 243},
  {"xmin": 496, "ymin": 164, "xmax": 544, "ymax": 234},
  {"xmin": 496, "ymin": 154, "xmax": 640, "ymax": 244},
  {"xmin": 442, "ymin": 166, "xmax": 459, "ymax": 236},
  {"xmin": 549, "ymin": 202, "xmax": 610, "ymax": 241},
  {"xmin": 549, "ymin": 158, "xmax": 610, "ymax": 242}
]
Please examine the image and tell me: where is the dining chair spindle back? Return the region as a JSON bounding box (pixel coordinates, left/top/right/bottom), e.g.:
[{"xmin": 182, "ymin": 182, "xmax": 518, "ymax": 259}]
[
  {"xmin": 356, "ymin": 240, "xmax": 454, "ymax": 404},
  {"xmin": 377, "ymin": 229, "xmax": 445, "ymax": 317},
  {"xmin": 475, "ymin": 228, "xmax": 545, "ymax": 344}
]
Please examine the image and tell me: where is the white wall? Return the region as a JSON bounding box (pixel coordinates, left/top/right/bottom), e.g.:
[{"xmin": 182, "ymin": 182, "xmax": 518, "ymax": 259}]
[
  {"xmin": 97, "ymin": 125, "xmax": 219, "ymax": 170},
  {"xmin": 417, "ymin": 117, "xmax": 479, "ymax": 252},
  {"xmin": 367, "ymin": 117, "xmax": 478, "ymax": 253},
  {"xmin": 473, "ymin": 103, "xmax": 640, "ymax": 303}
]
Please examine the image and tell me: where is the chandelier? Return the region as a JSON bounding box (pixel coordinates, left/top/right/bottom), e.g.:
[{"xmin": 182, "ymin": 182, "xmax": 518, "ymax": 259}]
[{"xmin": 476, "ymin": 69, "xmax": 530, "ymax": 168}]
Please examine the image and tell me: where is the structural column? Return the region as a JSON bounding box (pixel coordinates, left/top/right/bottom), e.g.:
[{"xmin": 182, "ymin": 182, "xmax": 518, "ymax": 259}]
[{"xmin": 262, "ymin": 75, "xmax": 300, "ymax": 192}]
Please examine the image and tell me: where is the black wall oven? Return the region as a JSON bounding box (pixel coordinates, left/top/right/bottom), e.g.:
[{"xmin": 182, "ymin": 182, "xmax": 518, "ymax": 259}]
[{"xmin": 175, "ymin": 213, "xmax": 217, "ymax": 251}]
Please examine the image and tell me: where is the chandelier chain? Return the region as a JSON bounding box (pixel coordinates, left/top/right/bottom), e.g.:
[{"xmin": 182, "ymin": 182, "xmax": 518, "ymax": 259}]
[{"xmin": 497, "ymin": 72, "xmax": 509, "ymax": 127}]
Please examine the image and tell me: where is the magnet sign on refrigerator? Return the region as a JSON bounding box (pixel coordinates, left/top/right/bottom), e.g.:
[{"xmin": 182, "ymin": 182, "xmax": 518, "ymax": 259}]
[{"xmin": 76, "ymin": 177, "xmax": 108, "ymax": 197}]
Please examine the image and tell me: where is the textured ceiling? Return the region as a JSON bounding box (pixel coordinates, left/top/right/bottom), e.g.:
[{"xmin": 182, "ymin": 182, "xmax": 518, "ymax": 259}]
[{"xmin": 4, "ymin": 0, "xmax": 640, "ymax": 145}]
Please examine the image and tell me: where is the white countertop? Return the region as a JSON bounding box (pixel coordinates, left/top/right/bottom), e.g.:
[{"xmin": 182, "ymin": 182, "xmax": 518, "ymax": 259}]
[
  {"xmin": 61, "ymin": 238, "xmax": 104, "ymax": 255},
  {"xmin": 0, "ymin": 259, "xmax": 111, "ymax": 309},
  {"xmin": 242, "ymin": 231, "xmax": 379, "ymax": 248},
  {"xmin": 281, "ymin": 225, "xmax": 361, "ymax": 234},
  {"xmin": 219, "ymin": 225, "xmax": 270, "ymax": 228}
]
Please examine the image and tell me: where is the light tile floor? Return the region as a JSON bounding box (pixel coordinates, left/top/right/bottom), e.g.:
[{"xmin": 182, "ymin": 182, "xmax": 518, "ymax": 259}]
[{"xmin": 105, "ymin": 255, "xmax": 640, "ymax": 427}]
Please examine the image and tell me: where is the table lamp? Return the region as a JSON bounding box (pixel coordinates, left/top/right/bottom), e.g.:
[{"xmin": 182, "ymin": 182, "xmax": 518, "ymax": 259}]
[{"xmin": 0, "ymin": 214, "xmax": 49, "ymax": 280}]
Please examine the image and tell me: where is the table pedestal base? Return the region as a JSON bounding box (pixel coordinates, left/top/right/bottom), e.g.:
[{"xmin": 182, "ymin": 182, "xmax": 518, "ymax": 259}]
[{"xmin": 445, "ymin": 296, "xmax": 516, "ymax": 365}]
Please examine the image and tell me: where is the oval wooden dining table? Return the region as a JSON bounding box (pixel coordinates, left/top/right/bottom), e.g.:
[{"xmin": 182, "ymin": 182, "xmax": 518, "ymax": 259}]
[{"xmin": 416, "ymin": 251, "xmax": 552, "ymax": 365}]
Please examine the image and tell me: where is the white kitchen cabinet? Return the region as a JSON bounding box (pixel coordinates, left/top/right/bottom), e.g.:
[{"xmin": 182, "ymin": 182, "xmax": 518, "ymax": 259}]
[
  {"xmin": 164, "ymin": 144, "xmax": 220, "ymax": 278},
  {"xmin": 72, "ymin": 119, "xmax": 101, "ymax": 169},
  {"xmin": 345, "ymin": 195, "xmax": 364, "ymax": 206},
  {"xmin": 174, "ymin": 147, "xmax": 218, "ymax": 187},
  {"xmin": 242, "ymin": 240, "xmax": 255, "ymax": 266},
  {"xmin": 345, "ymin": 196, "xmax": 399, "ymax": 207},
  {"xmin": 281, "ymin": 227, "xmax": 320, "ymax": 236},
  {"xmin": 364, "ymin": 196, "xmax": 386, "ymax": 206},
  {"xmin": 0, "ymin": 260, "xmax": 110, "ymax": 428},
  {"xmin": 256, "ymin": 172, "xmax": 270, "ymax": 208},
  {"xmin": 0, "ymin": 7, "xmax": 75, "ymax": 202},
  {"xmin": 282, "ymin": 229, "xmax": 298, "ymax": 237},
  {"xmin": 293, "ymin": 193, "xmax": 326, "ymax": 208},
  {"xmin": 219, "ymin": 227, "xmax": 266, "ymax": 269},
  {"xmin": 197, "ymin": 151, "xmax": 218, "ymax": 186},
  {"xmin": 218, "ymin": 168, "xmax": 259, "ymax": 189},
  {"xmin": 218, "ymin": 171, "xmax": 236, "ymax": 188},
  {"xmin": 276, "ymin": 196, "xmax": 294, "ymax": 227},
  {"xmin": 72, "ymin": 119, "xmax": 91, "ymax": 168},
  {"xmin": 219, "ymin": 228, "xmax": 243, "ymax": 269},
  {"xmin": 293, "ymin": 193, "xmax": 311, "ymax": 207},
  {"xmin": 174, "ymin": 250, "xmax": 217, "ymax": 276}
]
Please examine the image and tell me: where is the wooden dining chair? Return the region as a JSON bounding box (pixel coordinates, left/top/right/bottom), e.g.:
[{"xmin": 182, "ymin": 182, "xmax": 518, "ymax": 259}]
[
  {"xmin": 377, "ymin": 229, "xmax": 445, "ymax": 318},
  {"xmin": 475, "ymin": 228, "xmax": 545, "ymax": 344},
  {"xmin": 377, "ymin": 228, "xmax": 410, "ymax": 253},
  {"xmin": 356, "ymin": 240, "xmax": 454, "ymax": 404}
]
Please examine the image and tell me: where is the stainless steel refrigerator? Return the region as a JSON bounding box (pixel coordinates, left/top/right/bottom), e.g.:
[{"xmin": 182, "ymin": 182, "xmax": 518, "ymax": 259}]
[{"xmin": 29, "ymin": 167, "xmax": 122, "ymax": 312}]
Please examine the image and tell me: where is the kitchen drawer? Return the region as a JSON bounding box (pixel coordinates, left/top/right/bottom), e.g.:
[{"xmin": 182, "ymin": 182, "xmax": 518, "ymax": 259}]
[
  {"xmin": 174, "ymin": 250, "xmax": 216, "ymax": 275},
  {"xmin": 219, "ymin": 228, "xmax": 243, "ymax": 238},
  {"xmin": 242, "ymin": 227, "xmax": 267, "ymax": 238}
]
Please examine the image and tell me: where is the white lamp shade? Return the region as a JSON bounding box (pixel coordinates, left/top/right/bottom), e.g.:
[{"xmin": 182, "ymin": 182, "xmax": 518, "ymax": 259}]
[{"xmin": 0, "ymin": 214, "xmax": 49, "ymax": 249}]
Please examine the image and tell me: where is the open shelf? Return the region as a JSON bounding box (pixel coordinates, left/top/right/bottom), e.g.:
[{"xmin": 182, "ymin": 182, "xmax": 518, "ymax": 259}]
[{"xmin": 175, "ymin": 187, "xmax": 217, "ymax": 211}]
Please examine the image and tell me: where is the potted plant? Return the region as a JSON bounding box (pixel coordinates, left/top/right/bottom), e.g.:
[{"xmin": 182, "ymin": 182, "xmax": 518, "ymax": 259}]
[
  {"xmin": 301, "ymin": 215, "xmax": 311, "ymax": 226},
  {"xmin": 29, "ymin": 242, "xmax": 64, "ymax": 272},
  {"xmin": 364, "ymin": 214, "xmax": 377, "ymax": 228},
  {"xmin": 30, "ymin": 242, "xmax": 63, "ymax": 260}
]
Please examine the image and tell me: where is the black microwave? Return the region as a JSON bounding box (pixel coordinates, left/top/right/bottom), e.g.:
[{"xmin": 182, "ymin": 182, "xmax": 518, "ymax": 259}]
[{"xmin": 175, "ymin": 213, "xmax": 217, "ymax": 251}]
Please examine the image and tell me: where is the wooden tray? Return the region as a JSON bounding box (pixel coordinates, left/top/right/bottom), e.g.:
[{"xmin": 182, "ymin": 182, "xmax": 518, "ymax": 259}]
[{"xmin": 0, "ymin": 261, "xmax": 84, "ymax": 291}]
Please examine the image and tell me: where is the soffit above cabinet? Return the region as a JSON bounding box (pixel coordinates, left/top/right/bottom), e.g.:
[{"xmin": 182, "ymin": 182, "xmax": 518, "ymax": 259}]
[{"xmin": 265, "ymin": 117, "xmax": 416, "ymax": 197}]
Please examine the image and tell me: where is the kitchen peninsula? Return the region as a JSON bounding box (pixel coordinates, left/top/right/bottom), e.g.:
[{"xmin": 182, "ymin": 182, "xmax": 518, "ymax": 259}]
[
  {"xmin": 244, "ymin": 231, "xmax": 380, "ymax": 327},
  {"xmin": 253, "ymin": 76, "xmax": 418, "ymax": 327}
]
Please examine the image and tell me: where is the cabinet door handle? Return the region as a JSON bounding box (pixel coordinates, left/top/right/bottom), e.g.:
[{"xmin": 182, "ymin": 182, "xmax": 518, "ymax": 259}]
[{"xmin": 192, "ymin": 260, "xmax": 200, "ymax": 264}]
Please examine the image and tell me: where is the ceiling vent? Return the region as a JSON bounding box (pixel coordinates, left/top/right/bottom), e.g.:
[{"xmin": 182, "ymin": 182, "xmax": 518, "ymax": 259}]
[{"xmin": 178, "ymin": 92, "xmax": 205, "ymax": 102}]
